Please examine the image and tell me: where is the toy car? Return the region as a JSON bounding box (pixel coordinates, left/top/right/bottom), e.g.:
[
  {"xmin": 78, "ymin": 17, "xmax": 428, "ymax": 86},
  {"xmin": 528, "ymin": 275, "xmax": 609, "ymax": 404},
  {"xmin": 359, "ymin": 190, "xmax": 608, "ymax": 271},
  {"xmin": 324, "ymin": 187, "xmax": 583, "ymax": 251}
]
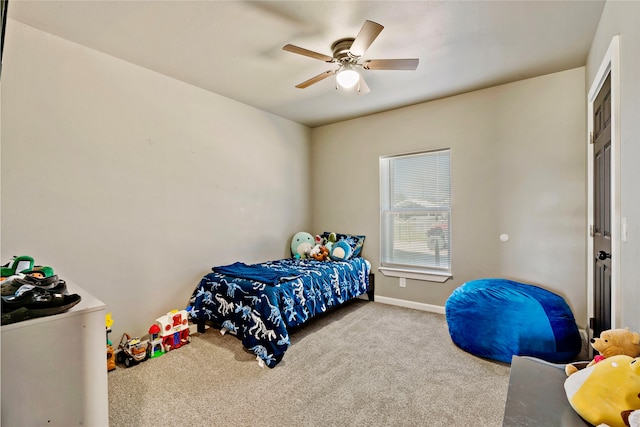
[{"xmin": 116, "ymin": 333, "xmax": 149, "ymax": 367}]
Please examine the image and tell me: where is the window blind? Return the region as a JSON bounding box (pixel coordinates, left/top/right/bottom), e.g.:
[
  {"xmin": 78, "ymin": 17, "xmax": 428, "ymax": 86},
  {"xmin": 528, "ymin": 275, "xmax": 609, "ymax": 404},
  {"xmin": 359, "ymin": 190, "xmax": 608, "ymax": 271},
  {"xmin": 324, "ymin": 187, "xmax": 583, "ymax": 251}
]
[{"xmin": 380, "ymin": 149, "xmax": 451, "ymax": 272}]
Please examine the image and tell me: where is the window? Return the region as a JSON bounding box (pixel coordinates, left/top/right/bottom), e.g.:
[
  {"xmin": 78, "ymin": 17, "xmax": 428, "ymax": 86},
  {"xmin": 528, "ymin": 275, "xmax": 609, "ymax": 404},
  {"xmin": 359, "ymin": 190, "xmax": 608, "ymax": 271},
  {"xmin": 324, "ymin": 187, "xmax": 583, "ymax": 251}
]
[{"xmin": 379, "ymin": 149, "xmax": 451, "ymax": 282}]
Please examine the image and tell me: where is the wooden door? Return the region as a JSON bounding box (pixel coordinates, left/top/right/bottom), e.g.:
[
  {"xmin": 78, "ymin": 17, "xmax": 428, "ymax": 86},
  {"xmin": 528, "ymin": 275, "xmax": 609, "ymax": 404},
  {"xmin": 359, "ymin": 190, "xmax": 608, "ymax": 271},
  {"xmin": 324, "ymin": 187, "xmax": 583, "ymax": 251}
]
[{"xmin": 591, "ymin": 73, "xmax": 612, "ymax": 338}]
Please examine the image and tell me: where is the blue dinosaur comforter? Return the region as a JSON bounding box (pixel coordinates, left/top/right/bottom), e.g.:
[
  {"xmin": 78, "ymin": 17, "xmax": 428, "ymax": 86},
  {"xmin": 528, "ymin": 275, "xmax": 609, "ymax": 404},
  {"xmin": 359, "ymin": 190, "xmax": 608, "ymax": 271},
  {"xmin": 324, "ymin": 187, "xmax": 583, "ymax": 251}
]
[{"xmin": 188, "ymin": 257, "xmax": 371, "ymax": 368}]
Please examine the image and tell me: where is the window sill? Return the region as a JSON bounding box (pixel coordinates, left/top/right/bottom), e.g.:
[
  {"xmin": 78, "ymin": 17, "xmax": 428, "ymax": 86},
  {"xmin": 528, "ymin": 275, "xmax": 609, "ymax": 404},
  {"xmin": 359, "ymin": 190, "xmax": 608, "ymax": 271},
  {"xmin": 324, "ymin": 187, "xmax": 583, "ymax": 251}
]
[{"xmin": 378, "ymin": 267, "xmax": 451, "ymax": 283}]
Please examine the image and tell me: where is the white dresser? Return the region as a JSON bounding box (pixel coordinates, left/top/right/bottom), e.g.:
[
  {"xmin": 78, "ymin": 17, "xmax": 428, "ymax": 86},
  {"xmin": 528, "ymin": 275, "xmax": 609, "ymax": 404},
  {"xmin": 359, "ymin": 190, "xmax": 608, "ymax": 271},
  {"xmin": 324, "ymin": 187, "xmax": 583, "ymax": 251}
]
[{"xmin": 1, "ymin": 281, "xmax": 109, "ymax": 426}]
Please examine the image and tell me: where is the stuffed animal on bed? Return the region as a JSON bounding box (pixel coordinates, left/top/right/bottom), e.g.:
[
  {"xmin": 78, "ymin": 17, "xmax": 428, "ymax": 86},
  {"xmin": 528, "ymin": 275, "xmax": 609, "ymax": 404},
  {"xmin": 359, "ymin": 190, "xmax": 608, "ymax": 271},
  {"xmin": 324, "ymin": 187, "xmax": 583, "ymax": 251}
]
[
  {"xmin": 564, "ymin": 355, "xmax": 640, "ymax": 427},
  {"xmin": 308, "ymin": 235, "xmax": 322, "ymax": 257},
  {"xmin": 565, "ymin": 328, "xmax": 640, "ymax": 376},
  {"xmin": 311, "ymin": 245, "xmax": 329, "ymax": 261},
  {"xmin": 309, "ymin": 235, "xmax": 330, "ymax": 261},
  {"xmin": 329, "ymin": 240, "xmax": 352, "ymax": 261},
  {"xmin": 290, "ymin": 232, "xmax": 315, "ymax": 259},
  {"xmin": 323, "ymin": 232, "xmax": 337, "ymax": 252}
]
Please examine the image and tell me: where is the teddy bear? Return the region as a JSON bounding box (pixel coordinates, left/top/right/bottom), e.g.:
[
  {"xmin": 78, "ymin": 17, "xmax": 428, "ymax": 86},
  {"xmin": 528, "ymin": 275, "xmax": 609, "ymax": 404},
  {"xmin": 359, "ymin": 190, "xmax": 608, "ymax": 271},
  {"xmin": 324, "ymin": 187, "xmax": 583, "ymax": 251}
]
[{"xmin": 565, "ymin": 328, "xmax": 640, "ymax": 376}]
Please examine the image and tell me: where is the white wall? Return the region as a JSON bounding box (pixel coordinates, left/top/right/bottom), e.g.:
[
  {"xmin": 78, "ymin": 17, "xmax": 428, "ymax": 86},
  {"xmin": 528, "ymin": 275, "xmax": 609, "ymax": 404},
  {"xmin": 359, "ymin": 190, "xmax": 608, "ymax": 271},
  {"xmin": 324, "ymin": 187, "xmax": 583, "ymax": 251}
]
[
  {"xmin": 311, "ymin": 68, "xmax": 587, "ymax": 326},
  {"xmin": 586, "ymin": 0, "xmax": 640, "ymax": 332},
  {"xmin": 1, "ymin": 21, "xmax": 311, "ymax": 341}
]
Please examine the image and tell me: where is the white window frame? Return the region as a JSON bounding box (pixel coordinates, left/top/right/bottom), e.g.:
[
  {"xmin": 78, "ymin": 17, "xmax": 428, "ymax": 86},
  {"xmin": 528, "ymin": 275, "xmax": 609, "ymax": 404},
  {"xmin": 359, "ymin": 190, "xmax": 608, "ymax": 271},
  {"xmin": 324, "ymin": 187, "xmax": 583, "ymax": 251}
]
[{"xmin": 379, "ymin": 149, "xmax": 452, "ymax": 283}]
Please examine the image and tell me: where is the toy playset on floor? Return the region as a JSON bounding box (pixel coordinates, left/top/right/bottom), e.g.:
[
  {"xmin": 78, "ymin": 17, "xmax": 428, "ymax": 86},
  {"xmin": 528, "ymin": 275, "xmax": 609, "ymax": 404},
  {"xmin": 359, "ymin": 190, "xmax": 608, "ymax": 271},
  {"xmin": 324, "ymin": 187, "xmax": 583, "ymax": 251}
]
[{"xmin": 106, "ymin": 309, "xmax": 191, "ymax": 370}]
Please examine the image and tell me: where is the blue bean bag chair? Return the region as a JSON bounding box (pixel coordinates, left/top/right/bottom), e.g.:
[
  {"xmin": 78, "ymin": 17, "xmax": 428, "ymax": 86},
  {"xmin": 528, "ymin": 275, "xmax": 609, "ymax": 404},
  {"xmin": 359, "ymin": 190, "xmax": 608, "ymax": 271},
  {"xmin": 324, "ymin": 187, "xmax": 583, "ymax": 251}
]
[{"xmin": 445, "ymin": 278, "xmax": 581, "ymax": 363}]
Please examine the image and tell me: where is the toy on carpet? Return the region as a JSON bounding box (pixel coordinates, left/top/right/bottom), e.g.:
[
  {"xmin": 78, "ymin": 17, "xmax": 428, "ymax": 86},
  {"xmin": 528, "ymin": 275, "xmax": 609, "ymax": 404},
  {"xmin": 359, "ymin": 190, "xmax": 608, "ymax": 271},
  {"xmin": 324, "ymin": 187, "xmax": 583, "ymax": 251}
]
[
  {"xmin": 147, "ymin": 324, "xmax": 164, "ymax": 358},
  {"xmin": 564, "ymin": 355, "xmax": 640, "ymax": 427},
  {"xmin": 105, "ymin": 313, "xmax": 116, "ymax": 371},
  {"xmin": 566, "ymin": 328, "xmax": 640, "ymax": 376},
  {"xmin": 116, "ymin": 332, "xmax": 149, "ymax": 368},
  {"xmin": 290, "ymin": 232, "xmax": 315, "ymax": 259},
  {"xmin": 152, "ymin": 309, "xmax": 190, "ymax": 353},
  {"xmin": 445, "ymin": 278, "xmax": 582, "ymax": 363}
]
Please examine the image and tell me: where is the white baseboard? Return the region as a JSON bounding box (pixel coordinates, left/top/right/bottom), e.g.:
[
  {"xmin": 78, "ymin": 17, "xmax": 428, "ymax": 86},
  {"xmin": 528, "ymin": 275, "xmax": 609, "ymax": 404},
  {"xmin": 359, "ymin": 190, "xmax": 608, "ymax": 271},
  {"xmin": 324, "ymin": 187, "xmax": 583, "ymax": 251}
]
[{"xmin": 374, "ymin": 295, "xmax": 445, "ymax": 315}]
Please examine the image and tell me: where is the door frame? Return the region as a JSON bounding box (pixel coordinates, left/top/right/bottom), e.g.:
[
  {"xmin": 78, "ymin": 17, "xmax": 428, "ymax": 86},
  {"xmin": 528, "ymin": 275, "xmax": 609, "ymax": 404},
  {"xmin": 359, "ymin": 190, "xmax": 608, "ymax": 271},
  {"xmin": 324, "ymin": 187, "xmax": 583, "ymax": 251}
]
[{"xmin": 587, "ymin": 35, "xmax": 621, "ymax": 334}]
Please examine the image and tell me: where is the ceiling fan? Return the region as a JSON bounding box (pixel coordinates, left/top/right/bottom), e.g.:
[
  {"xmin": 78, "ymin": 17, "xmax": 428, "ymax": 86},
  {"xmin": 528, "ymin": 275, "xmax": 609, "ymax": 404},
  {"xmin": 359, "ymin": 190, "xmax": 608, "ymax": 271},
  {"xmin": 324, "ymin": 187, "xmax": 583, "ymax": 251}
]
[{"xmin": 282, "ymin": 20, "xmax": 419, "ymax": 93}]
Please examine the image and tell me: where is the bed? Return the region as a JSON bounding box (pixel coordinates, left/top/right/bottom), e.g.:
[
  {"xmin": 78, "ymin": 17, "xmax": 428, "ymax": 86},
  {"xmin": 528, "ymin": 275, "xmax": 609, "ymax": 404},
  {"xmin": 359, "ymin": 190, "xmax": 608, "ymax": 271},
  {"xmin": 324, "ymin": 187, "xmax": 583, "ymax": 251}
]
[{"xmin": 187, "ymin": 256, "xmax": 373, "ymax": 368}]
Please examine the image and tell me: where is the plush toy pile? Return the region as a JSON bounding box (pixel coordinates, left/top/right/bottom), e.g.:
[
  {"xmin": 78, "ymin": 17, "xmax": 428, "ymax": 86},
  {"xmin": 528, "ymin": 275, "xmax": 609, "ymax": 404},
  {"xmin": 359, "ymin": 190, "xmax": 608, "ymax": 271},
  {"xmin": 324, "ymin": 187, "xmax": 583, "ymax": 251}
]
[
  {"xmin": 290, "ymin": 231, "xmax": 365, "ymax": 262},
  {"xmin": 566, "ymin": 328, "xmax": 640, "ymax": 376},
  {"xmin": 564, "ymin": 328, "xmax": 640, "ymax": 427},
  {"xmin": 565, "ymin": 355, "xmax": 640, "ymax": 427}
]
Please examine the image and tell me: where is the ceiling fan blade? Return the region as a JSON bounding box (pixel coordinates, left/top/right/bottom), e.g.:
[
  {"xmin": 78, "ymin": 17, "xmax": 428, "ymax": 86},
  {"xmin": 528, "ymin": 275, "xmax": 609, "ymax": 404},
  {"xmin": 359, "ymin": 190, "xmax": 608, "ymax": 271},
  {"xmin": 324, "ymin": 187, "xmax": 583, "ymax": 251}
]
[
  {"xmin": 283, "ymin": 44, "xmax": 335, "ymax": 63},
  {"xmin": 363, "ymin": 58, "xmax": 419, "ymax": 70},
  {"xmin": 349, "ymin": 20, "xmax": 384, "ymax": 57},
  {"xmin": 295, "ymin": 70, "xmax": 335, "ymax": 88}
]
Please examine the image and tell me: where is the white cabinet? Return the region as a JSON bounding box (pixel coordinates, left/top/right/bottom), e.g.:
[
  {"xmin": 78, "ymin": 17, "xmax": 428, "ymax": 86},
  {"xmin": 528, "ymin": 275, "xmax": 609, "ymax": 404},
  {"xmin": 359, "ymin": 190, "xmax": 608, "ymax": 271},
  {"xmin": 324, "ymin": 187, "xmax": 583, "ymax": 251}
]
[{"xmin": 1, "ymin": 281, "xmax": 109, "ymax": 426}]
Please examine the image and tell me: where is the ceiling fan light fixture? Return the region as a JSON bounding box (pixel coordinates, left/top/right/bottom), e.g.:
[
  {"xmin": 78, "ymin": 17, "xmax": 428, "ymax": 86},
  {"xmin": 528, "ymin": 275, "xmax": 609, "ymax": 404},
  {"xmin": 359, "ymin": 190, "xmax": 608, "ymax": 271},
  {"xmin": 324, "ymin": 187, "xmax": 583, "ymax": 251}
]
[{"xmin": 336, "ymin": 64, "xmax": 359, "ymax": 88}]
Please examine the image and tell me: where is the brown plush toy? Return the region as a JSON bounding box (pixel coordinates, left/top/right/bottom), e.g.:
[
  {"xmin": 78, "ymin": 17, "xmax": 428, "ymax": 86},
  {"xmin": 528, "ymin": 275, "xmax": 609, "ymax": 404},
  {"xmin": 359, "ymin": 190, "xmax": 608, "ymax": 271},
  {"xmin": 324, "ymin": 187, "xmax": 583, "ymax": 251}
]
[
  {"xmin": 311, "ymin": 246, "xmax": 329, "ymax": 261},
  {"xmin": 565, "ymin": 328, "xmax": 640, "ymax": 376}
]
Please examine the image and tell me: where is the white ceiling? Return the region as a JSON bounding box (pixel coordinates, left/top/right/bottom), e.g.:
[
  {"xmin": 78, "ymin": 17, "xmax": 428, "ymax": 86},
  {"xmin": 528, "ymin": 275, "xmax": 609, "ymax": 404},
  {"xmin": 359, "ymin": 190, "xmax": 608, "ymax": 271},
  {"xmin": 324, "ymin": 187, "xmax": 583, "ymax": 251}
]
[{"xmin": 7, "ymin": 0, "xmax": 605, "ymax": 128}]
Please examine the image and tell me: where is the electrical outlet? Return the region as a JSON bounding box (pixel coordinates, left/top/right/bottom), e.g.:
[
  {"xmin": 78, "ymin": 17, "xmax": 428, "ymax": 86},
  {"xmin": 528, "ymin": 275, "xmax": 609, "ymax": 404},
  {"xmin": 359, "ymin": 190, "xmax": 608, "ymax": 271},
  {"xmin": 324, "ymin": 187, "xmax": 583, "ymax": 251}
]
[{"xmin": 399, "ymin": 278, "xmax": 406, "ymax": 288}]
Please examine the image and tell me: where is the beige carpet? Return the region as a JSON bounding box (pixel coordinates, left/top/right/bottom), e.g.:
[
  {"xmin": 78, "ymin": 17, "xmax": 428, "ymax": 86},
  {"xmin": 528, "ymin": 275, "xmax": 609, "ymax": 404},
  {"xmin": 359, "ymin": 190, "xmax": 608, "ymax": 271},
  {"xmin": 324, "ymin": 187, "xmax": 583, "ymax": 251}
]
[{"xmin": 108, "ymin": 300, "xmax": 510, "ymax": 426}]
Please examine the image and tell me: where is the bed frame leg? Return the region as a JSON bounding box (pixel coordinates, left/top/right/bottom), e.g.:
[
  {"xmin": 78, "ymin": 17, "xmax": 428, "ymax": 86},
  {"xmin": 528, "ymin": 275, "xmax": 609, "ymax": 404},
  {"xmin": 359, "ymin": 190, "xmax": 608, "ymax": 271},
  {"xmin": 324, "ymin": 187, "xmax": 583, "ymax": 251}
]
[
  {"xmin": 367, "ymin": 273, "xmax": 375, "ymax": 302},
  {"xmin": 197, "ymin": 318, "xmax": 206, "ymax": 334}
]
